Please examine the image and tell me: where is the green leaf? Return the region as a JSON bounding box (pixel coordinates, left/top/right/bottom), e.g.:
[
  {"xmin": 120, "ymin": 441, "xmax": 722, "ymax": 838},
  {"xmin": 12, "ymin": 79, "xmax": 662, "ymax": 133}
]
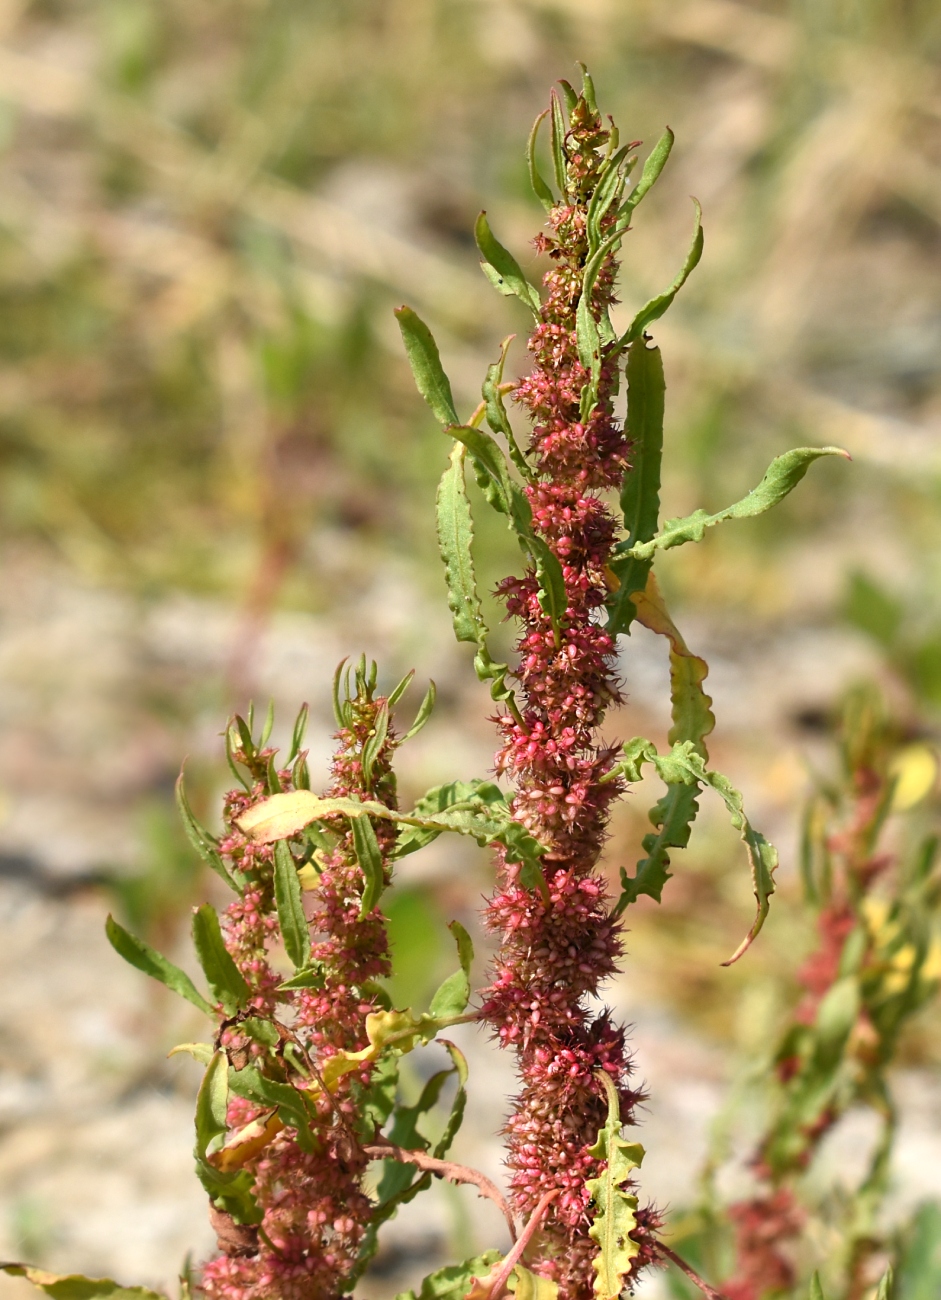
[
  {"xmin": 483, "ymin": 336, "xmax": 531, "ymax": 480},
  {"xmin": 395, "ymin": 1252, "xmax": 504, "ymax": 1300},
  {"xmin": 402, "ymin": 680, "xmax": 436, "ymax": 742},
  {"xmin": 630, "ymin": 574, "xmax": 715, "ymax": 755},
  {"xmin": 273, "ymin": 841, "xmax": 310, "ymax": 970},
  {"xmin": 621, "ymin": 199, "xmax": 703, "ymax": 344},
  {"xmin": 449, "ymin": 424, "xmax": 519, "ymax": 520},
  {"xmin": 191, "ymin": 904, "xmax": 251, "ymax": 1014},
  {"xmin": 510, "ymin": 1267, "xmax": 559, "ymax": 1300},
  {"xmin": 586, "ymin": 146, "xmax": 629, "ymax": 255},
  {"xmin": 387, "ymin": 670, "xmax": 415, "ymax": 708},
  {"xmin": 433, "ymin": 1040, "xmax": 469, "ymax": 1159},
  {"xmin": 227, "ymin": 1064, "xmax": 314, "ymax": 1147},
  {"xmin": 276, "ymin": 963, "xmax": 326, "ymax": 991},
  {"xmin": 361, "ymin": 699, "xmax": 390, "ymax": 789},
  {"xmin": 607, "ymin": 741, "xmax": 778, "ymax": 962},
  {"xmin": 809, "ymin": 1273, "xmax": 827, "ymax": 1300},
  {"xmin": 437, "ymin": 444, "xmax": 488, "ymax": 647},
  {"xmin": 194, "ymin": 1050, "xmax": 228, "ymax": 1160},
  {"xmin": 175, "ymin": 770, "xmax": 236, "ymax": 890},
  {"xmin": 353, "ymin": 814, "xmax": 385, "ymax": 916},
  {"xmin": 288, "ymin": 702, "xmax": 309, "ymax": 762},
  {"xmin": 874, "ymin": 1265, "xmax": 893, "ymax": 1300},
  {"xmin": 224, "ymin": 722, "xmax": 250, "ymax": 792},
  {"xmin": 394, "ymin": 306, "xmax": 460, "ymax": 427},
  {"xmin": 607, "ymin": 339, "xmax": 665, "ymax": 635},
  {"xmin": 587, "ymin": 1071, "xmax": 645, "ymax": 1299},
  {"xmin": 105, "ymin": 915, "xmax": 213, "ymax": 1016},
  {"xmin": 0, "ymin": 1268, "xmax": 167, "ymax": 1300},
  {"xmin": 530, "ymin": 535, "xmax": 568, "ymax": 636},
  {"xmin": 475, "ymin": 212, "xmax": 541, "ymax": 315},
  {"xmin": 258, "ymin": 699, "xmax": 275, "ymax": 748},
  {"xmin": 356, "ymin": 1050, "xmax": 399, "ymax": 1140},
  {"xmin": 615, "ymin": 783, "xmax": 700, "ymax": 913},
  {"xmin": 549, "ymin": 88, "xmax": 568, "ymax": 194},
  {"xmin": 429, "ymin": 921, "xmax": 474, "ymax": 1020},
  {"xmin": 627, "ymin": 446, "xmax": 850, "ymax": 561},
  {"xmin": 527, "ymin": 109, "xmax": 554, "ymax": 210},
  {"xmin": 622, "ymin": 127, "xmax": 674, "ymax": 216}
]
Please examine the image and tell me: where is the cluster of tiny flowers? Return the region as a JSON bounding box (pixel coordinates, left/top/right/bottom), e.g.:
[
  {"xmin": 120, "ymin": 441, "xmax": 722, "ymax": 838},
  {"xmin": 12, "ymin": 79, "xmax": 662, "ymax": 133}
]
[
  {"xmin": 480, "ymin": 92, "xmax": 660, "ymax": 1299},
  {"xmin": 725, "ymin": 757, "xmax": 891, "ymax": 1300},
  {"xmin": 199, "ymin": 701, "xmax": 397, "ymax": 1300}
]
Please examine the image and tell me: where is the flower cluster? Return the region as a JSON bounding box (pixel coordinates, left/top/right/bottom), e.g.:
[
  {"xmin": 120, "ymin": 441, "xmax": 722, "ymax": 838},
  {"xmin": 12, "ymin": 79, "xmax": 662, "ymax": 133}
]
[{"xmin": 480, "ymin": 91, "xmax": 658, "ymax": 1298}]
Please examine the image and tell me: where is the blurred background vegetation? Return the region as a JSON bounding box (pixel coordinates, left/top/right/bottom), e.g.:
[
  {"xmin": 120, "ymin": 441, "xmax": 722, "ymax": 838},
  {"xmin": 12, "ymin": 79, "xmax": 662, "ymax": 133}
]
[{"xmin": 0, "ymin": 0, "xmax": 940, "ymax": 1295}]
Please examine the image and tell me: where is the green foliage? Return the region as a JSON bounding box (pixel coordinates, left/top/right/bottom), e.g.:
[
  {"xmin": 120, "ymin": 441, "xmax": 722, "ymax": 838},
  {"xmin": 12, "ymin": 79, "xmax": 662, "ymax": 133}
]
[
  {"xmin": 586, "ymin": 1072, "xmax": 646, "ymax": 1299},
  {"xmin": 0, "ymin": 1269, "xmax": 166, "ymax": 1300},
  {"xmin": 474, "ymin": 212, "xmax": 542, "ymax": 316},
  {"xmin": 394, "ymin": 1252, "xmax": 503, "ymax": 1300},
  {"xmin": 191, "ymin": 904, "xmax": 251, "ymax": 1014},
  {"xmin": 105, "ymin": 914, "xmax": 213, "ymax": 1015},
  {"xmin": 273, "ymin": 840, "xmax": 310, "ymax": 968}
]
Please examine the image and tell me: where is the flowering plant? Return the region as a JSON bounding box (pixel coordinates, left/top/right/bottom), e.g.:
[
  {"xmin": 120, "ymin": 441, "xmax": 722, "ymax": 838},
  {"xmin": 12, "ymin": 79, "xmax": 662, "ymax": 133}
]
[{"xmin": 3, "ymin": 69, "xmax": 871, "ymax": 1300}]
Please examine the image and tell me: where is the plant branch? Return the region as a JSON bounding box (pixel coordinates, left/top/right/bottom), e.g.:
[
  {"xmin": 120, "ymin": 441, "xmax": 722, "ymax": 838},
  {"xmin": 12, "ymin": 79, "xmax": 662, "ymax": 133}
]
[
  {"xmin": 363, "ymin": 1140, "xmax": 517, "ymax": 1242},
  {"xmin": 653, "ymin": 1242, "xmax": 729, "ymax": 1300}
]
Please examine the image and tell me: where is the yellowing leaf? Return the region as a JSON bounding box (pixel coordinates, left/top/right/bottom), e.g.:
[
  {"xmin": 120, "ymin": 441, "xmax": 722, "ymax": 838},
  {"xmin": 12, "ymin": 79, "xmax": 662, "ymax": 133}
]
[
  {"xmin": 630, "ymin": 572, "xmax": 714, "ymax": 756},
  {"xmin": 889, "ymin": 744, "xmax": 938, "ymax": 811},
  {"xmin": 209, "ymin": 1109, "xmax": 284, "ymax": 1172},
  {"xmin": 586, "ymin": 1072, "xmax": 645, "ymax": 1299},
  {"xmin": 508, "ymin": 1266, "xmax": 559, "ymax": 1300},
  {"xmin": 0, "ymin": 1268, "xmax": 167, "ymax": 1300}
]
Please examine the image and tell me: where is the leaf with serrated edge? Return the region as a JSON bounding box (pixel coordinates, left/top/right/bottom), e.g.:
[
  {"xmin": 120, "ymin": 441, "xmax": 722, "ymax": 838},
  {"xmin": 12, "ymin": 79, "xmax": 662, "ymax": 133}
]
[
  {"xmin": 628, "ymin": 447, "xmax": 850, "ymax": 560},
  {"xmin": 395, "ymin": 306, "xmax": 459, "ymax": 427},
  {"xmin": 607, "ymin": 340, "xmax": 664, "ymax": 635},
  {"xmin": 586, "ymin": 1071, "xmax": 645, "ymax": 1299},
  {"xmin": 621, "ymin": 198, "xmax": 703, "ymax": 345},
  {"xmin": 273, "ymin": 840, "xmax": 310, "ymax": 970},
  {"xmin": 106, "ymin": 915, "xmax": 213, "ymax": 1016},
  {"xmin": 352, "ymin": 815, "xmax": 385, "ymax": 916},
  {"xmin": 475, "ymin": 212, "xmax": 541, "ymax": 315},
  {"xmin": 191, "ymin": 904, "xmax": 250, "ymax": 1012},
  {"xmin": 0, "ymin": 1268, "xmax": 168, "ymax": 1300}
]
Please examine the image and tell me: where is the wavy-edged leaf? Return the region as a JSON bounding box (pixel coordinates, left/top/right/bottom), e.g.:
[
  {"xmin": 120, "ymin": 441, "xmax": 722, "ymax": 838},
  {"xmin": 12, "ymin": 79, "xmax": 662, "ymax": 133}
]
[
  {"xmin": 527, "ymin": 109, "xmax": 554, "ymax": 211},
  {"xmin": 607, "ymin": 339, "xmax": 665, "ymax": 634},
  {"xmin": 509, "ymin": 1267, "xmax": 559, "ymax": 1300},
  {"xmin": 227, "ymin": 1064, "xmax": 314, "ymax": 1148},
  {"xmin": 437, "ymin": 444, "xmax": 488, "ymax": 648},
  {"xmin": 615, "ymin": 783, "xmax": 700, "ymax": 915},
  {"xmin": 105, "ymin": 915, "xmax": 212, "ymax": 1015},
  {"xmin": 176, "ymin": 770, "xmax": 236, "ymax": 890},
  {"xmin": 449, "ymin": 424, "xmax": 520, "ymax": 521},
  {"xmin": 475, "ymin": 212, "xmax": 541, "ymax": 315},
  {"xmin": 621, "ymin": 127, "xmax": 674, "ymax": 217},
  {"xmin": 394, "ymin": 1252, "xmax": 504, "ymax": 1300},
  {"xmin": 395, "ymin": 306, "xmax": 459, "ymax": 427},
  {"xmin": 586, "ymin": 145, "xmax": 630, "ymax": 255},
  {"xmin": 429, "ymin": 921, "xmax": 474, "ymax": 1020},
  {"xmin": 621, "ymin": 199, "xmax": 703, "ymax": 344},
  {"xmin": 434, "ymin": 1040, "xmax": 469, "ymax": 1158},
  {"xmin": 587, "ymin": 1072, "xmax": 645, "ymax": 1299},
  {"xmin": 273, "ymin": 841, "xmax": 310, "ymax": 969},
  {"xmin": 352, "ymin": 814, "xmax": 385, "ymax": 916},
  {"xmin": 607, "ymin": 741, "xmax": 777, "ymax": 963},
  {"xmin": 192, "ymin": 904, "xmax": 250, "ymax": 1013},
  {"xmin": 632, "ymin": 573, "xmax": 714, "ymax": 754},
  {"xmin": 0, "ymin": 1268, "xmax": 168, "ymax": 1300},
  {"xmin": 628, "ymin": 446, "xmax": 850, "ymax": 560}
]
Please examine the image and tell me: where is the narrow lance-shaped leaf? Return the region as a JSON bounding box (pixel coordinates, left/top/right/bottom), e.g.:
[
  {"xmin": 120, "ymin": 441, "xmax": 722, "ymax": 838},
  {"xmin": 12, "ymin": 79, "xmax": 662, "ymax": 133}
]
[
  {"xmin": 474, "ymin": 212, "xmax": 541, "ymax": 316},
  {"xmin": 401, "ymin": 679, "xmax": 436, "ymax": 742},
  {"xmin": 387, "ymin": 670, "xmax": 415, "ymax": 708},
  {"xmin": 586, "ymin": 1071, "xmax": 645, "ymax": 1299},
  {"xmin": 361, "ymin": 699, "xmax": 389, "ymax": 789},
  {"xmin": 809, "ymin": 1274, "xmax": 827, "ymax": 1300},
  {"xmin": 614, "ymin": 783, "xmax": 700, "ymax": 914},
  {"xmin": 527, "ymin": 109, "xmax": 554, "ymax": 211},
  {"xmin": 433, "ymin": 1040, "xmax": 470, "ymax": 1159},
  {"xmin": 620, "ymin": 198, "xmax": 703, "ymax": 345},
  {"xmin": 352, "ymin": 814, "xmax": 385, "ymax": 916},
  {"xmin": 194, "ymin": 1050, "xmax": 229, "ymax": 1160},
  {"xmin": 621, "ymin": 126, "xmax": 674, "ymax": 217},
  {"xmin": 175, "ymin": 770, "xmax": 237, "ymax": 890},
  {"xmin": 628, "ymin": 446, "xmax": 851, "ymax": 560},
  {"xmin": 287, "ymin": 702, "xmax": 309, "ymax": 762},
  {"xmin": 607, "ymin": 339, "xmax": 665, "ymax": 635},
  {"xmin": 273, "ymin": 840, "xmax": 310, "ymax": 970},
  {"xmin": 105, "ymin": 914, "xmax": 213, "ymax": 1016},
  {"xmin": 483, "ymin": 335, "xmax": 531, "ymax": 480},
  {"xmin": 394, "ymin": 306, "xmax": 459, "ymax": 427},
  {"xmin": 192, "ymin": 903, "xmax": 251, "ymax": 1013},
  {"xmin": 549, "ymin": 88, "xmax": 568, "ymax": 195},
  {"xmin": 429, "ymin": 920, "xmax": 474, "ymax": 1020}
]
